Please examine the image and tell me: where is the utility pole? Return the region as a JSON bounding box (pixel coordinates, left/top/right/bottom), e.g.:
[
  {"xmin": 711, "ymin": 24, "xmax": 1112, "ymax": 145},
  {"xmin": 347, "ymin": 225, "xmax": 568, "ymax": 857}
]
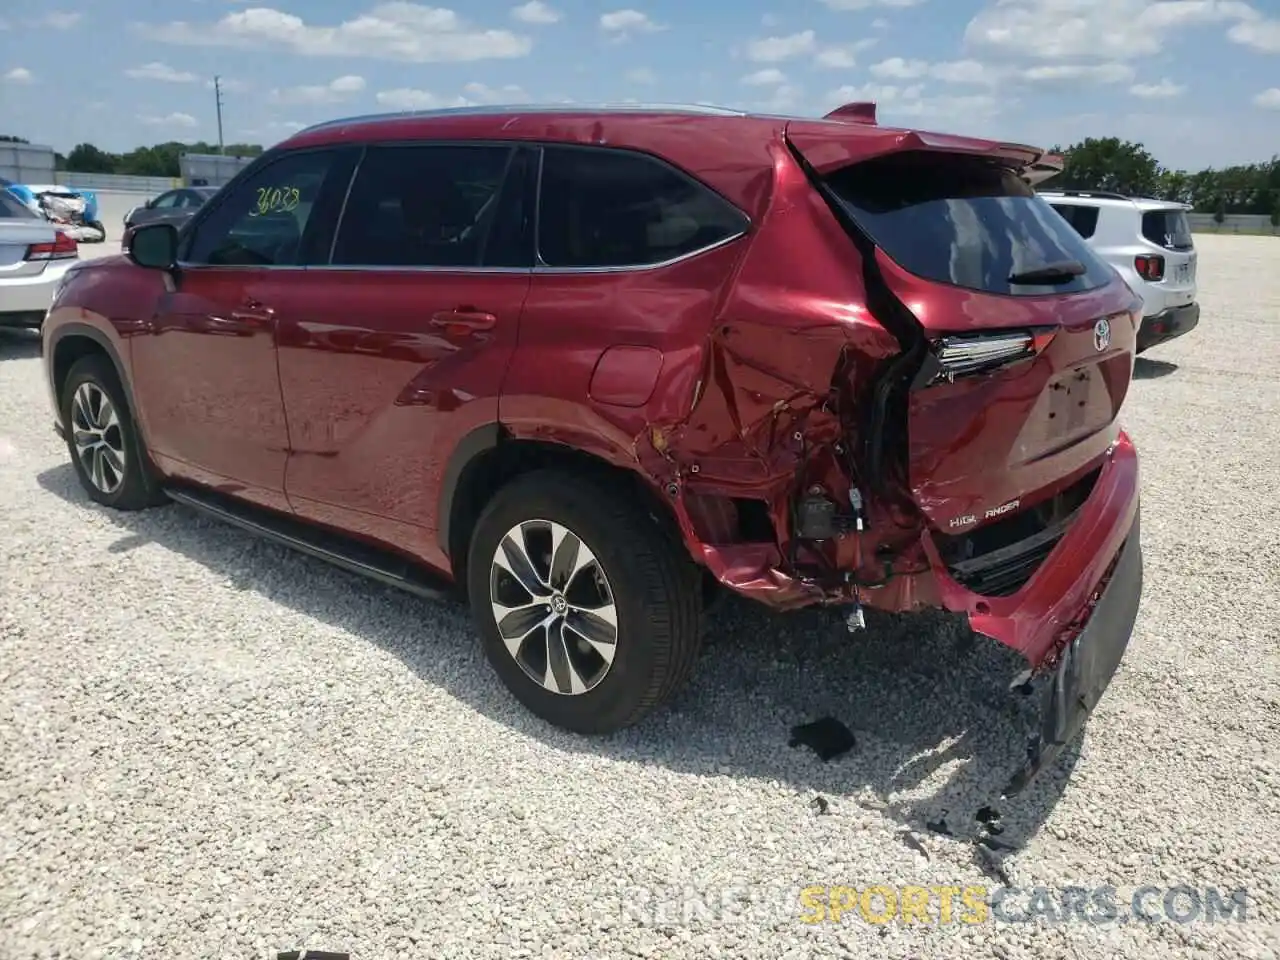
[{"xmin": 214, "ymin": 75, "xmax": 225, "ymax": 155}]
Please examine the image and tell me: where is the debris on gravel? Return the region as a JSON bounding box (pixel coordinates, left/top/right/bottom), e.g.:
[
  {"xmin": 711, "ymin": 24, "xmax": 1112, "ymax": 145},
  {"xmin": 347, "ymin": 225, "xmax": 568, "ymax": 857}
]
[{"xmin": 2, "ymin": 235, "xmax": 1278, "ymax": 959}]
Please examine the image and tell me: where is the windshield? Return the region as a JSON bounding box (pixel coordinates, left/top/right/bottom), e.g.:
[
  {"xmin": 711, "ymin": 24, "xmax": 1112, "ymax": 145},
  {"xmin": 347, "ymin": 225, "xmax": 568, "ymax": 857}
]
[{"xmin": 825, "ymin": 152, "xmax": 1117, "ymax": 297}]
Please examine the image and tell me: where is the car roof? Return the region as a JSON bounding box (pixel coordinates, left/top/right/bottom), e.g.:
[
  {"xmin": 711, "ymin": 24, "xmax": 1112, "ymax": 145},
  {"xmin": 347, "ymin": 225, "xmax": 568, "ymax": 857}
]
[
  {"xmin": 1040, "ymin": 190, "xmax": 1191, "ymax": 212},
  {"xmin": 279, "ymin": 102, "xmax": 1050, "ymax": 215}
]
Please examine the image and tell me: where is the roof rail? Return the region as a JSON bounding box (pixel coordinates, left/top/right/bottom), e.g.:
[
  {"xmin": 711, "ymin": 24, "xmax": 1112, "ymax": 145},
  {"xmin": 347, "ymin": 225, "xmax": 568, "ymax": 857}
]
[
  {"xmin": 823, "ymin": 101, "xmax": 877, "ymax": 125},
  {"xmin": 1038, "ymin": 188, "xmax": 1132, "ymax": 201},
  {"xmin": 296, "ymin": 101, "xmax": 751, "ymax": 136}
]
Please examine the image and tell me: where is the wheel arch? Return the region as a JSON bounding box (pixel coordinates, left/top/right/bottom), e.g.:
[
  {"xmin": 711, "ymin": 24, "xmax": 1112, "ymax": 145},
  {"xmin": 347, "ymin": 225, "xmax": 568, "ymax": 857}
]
[
  {"xmin": 438, "ymin": 425, "xmax": 686, "ymax": 597},
  {"xmin": 48, "ymin": 323, "xmax": 146, "ymax": 443}
]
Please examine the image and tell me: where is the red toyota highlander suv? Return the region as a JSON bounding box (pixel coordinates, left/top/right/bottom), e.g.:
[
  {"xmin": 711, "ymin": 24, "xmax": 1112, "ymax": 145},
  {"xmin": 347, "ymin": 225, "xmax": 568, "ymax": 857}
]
[{"xmin": 43, "ymin": 103, "xmax": 1143, "ymax": 793}]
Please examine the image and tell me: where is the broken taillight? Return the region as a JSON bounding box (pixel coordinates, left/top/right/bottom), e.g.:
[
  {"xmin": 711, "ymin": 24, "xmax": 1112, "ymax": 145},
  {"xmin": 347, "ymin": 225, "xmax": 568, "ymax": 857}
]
[
  {"xmin": 930, "ymin": 329, "xmax": 1054, "ymax": 381},
  {"xmin": 1134, "ymin": 254, "xmax": 1165, "ymax": 281},
  {"xmin": 25, "ymin": 231, "xmax": 78, "ymax": 262}
]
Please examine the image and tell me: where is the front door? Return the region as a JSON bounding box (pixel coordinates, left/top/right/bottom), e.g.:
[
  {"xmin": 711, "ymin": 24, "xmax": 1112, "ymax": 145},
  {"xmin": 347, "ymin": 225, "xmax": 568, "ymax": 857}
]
[
  {"xmin": 130, "ymin": 146, "xmax": 358, "ymax": 512},
  {"xmin": 277, "ymin": 143, "xmax": 536, "ymax": 570}
]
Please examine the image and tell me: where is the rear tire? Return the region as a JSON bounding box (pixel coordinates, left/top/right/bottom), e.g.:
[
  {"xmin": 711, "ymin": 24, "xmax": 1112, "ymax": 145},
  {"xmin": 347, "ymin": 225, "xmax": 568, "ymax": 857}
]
[
  {"xmin": 467, "ymin": 469, "xmax": 703, "ymax": 734},
  {"xmin": 61, "ymin": 355, "xmax": 167, "ymax": 511}
]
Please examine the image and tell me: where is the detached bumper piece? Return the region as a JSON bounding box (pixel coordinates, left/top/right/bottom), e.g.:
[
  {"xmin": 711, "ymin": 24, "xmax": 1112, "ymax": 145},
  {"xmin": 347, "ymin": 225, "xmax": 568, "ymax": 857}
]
[
  {"xmin": 1137, "ymin": 302, "xmax": 1199, "ymax": 353},
  {"xmin": 1002, "ymin": 509, "xmax": 1143, "ymax": 797}
]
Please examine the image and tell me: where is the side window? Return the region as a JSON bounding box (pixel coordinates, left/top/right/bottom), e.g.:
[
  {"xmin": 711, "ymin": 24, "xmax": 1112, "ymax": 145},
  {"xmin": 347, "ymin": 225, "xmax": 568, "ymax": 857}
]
[
  {"xmin": 1050, "ymin": 203, "xmax": 1100, "ymax": 240},
  {"xmin": 330, "ymin": 144, "xmax": 518, "ymax": 268},
  {"xmin": 151, "ymin": 191, "xmax": 181, "ymax": 209},
  {"xmin": 184, "ymin": 149, "xmax": 351, "ymax": 267},
  {"xmin": 536, "ymin": 146, "xmax": 748, "ymax": 269}
]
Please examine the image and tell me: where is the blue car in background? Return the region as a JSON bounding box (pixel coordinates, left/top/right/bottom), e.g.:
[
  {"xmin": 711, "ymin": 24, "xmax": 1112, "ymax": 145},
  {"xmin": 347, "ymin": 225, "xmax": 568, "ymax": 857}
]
[{"xmin": 1, "ymin": 176, "xmax": 105, "ymax": 242}]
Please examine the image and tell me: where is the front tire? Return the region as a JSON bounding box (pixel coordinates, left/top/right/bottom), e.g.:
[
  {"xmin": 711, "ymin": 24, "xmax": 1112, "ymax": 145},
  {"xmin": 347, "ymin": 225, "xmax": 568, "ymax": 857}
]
[
  {"xmin": 61, "ymin": 355, "xmax": 167, "ymax": 511},
  {"xmin": 467, "ymin": 469, "xmax": 703, "ymax": 734}
]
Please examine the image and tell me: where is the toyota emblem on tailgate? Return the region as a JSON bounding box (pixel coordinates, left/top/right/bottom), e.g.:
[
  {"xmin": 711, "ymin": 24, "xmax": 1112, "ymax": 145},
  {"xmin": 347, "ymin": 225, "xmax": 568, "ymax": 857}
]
[{"xmin": 1093, "ymin": 318, "xmax": 1112, "ymax": 352}]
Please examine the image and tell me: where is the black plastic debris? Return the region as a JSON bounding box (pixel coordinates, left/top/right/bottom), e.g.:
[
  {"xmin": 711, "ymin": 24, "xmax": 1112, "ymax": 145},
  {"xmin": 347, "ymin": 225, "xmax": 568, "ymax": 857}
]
[
  {"xmin": 278, "ymin": 952, "xmax": 350, "ymax": 960},
  {"xmin": 898, "ymin": 829, "xmax": 930, "ymax": 859},
  {"xmin": 925, "ymin": 817, "xmax": 953, "ymax": 837},
  {"xmin": 810, "ymin": 795, "xmax": 830, "ymax": 815},
  {"xmin": 788, "ymin": 717, "xmax": 856, "ymax": 761},
  {"xmin": 976, "ymin": 805, "xmax": 1000, "ymax": 824},
  {"xmin": 977, "ymin": 834, "xmax": 1019, "ymax": 853},
  {"xmin": 975, "ymin": 846, "xmax": 1013, "ymax": 886}
]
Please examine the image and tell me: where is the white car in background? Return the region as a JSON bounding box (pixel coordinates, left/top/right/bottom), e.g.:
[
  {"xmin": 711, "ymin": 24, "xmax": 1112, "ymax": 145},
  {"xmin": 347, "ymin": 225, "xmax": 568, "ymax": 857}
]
[
  {"xmin": 1042, "ymin": 189, "xmax": 1199, "ymax": 353},
  {"xmin": 0, "ymin": 187, "xmax": 80, "ymax": 331}
]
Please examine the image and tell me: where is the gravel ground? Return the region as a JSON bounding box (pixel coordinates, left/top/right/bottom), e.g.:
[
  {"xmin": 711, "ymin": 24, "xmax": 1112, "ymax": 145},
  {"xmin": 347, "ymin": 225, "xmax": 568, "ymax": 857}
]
[{"xmin": 2, "ymin": 235, "xmax": 1278, "ymax": 959}]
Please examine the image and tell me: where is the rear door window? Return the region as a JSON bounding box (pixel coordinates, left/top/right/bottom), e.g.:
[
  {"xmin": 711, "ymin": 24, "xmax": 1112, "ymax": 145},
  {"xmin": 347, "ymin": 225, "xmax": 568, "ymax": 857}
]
[
  {"xmin": 536, "ymin": 146, "xmax": 748, "ymax": 268},
  {"xmin": 0, "ymin": 190, "xmax": 36, "ymax": 218},
  {"xmin": 329, "ymin": 143, "xmax": 525, "ymax": 268},
  {"xmin": 1141, "ymin": 209, "xmax": 1193, "ymax": 250},
  {"xmin": 1049, "ymin": 203, "xmax": 1100, "ymax": 240},
  {"xmin": 824, "ymin": 152, "xmax": 1117, "ymax": 297}
]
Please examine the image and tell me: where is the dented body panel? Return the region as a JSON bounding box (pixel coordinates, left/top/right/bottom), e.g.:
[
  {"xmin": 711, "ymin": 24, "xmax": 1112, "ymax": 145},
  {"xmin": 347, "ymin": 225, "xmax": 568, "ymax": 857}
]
[{"xmin": 44, "ymin": 104, "xmax": 1143, "ymax": 686}]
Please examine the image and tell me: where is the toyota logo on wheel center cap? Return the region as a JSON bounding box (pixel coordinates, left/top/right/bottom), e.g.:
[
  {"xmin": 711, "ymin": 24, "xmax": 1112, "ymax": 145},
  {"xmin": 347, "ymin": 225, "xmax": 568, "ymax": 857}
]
[
  {"xmin": 551, "ymin": 594, "xmax": 567, "ymax": 614},
  {"xmin": 1093, "ymin": 318, "xmax": 1112, "ymax": 352}
]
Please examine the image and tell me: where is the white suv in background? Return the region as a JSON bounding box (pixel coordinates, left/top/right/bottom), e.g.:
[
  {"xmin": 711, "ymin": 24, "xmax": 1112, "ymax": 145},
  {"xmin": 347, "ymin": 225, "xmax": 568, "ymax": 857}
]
[{"xmin": 1041, "ymin": 190, "xmax": 1199, "ymax": 353}]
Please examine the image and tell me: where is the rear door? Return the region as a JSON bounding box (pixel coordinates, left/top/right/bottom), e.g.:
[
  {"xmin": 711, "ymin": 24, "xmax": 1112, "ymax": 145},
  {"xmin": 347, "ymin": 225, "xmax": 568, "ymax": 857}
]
[
  {"xmin": 277, "ymin": 141, "xmax": 535, "ymax": 565},
  {"xmin": 1140, "ymin": 206, "xmax": 1196, "ymax": 309},
  {"xmin": 805, "ymin": 145, "xmax": 1141, "ymax": 532}
]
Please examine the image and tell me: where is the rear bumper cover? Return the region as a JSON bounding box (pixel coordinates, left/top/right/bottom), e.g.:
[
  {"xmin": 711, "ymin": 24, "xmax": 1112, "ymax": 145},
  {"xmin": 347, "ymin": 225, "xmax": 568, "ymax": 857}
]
[
  {"xmin": 1003, "ymin": 506, "xmax": 1142, "ymax": 796},
  {"xmin": 1137, "ymin": 302, "xmax": 1199, "ymax": 352}
]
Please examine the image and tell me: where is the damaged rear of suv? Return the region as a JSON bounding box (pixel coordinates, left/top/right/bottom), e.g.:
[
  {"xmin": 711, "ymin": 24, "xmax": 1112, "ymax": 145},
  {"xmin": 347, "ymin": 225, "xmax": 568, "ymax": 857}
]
[
  {"xmin": 552, "ymin": 107, "xmax": 1145, "ymax": 792},
  {"xmin": 53, "ymin": 102, "xmax": 1142, "ymax": 795}
]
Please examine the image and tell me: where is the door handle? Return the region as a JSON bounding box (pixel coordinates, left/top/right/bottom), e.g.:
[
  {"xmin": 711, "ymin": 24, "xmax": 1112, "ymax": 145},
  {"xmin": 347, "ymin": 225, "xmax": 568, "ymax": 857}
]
[
  {"xmin": 229, "ymin": 296, "xmax": 275, "ymax": 327},
  {"xmin": 430, "ymin": 308, "xmax": 497, "ymax": 332}
]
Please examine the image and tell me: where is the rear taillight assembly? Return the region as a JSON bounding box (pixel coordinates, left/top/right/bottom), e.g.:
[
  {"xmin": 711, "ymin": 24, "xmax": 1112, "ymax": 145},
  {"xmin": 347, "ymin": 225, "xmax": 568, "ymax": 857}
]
[
  {"xmin": 25, "ymin": 231, "xmax": 78, "ymax": 262},
  {"xmin": 927, "ymin": 329, "xmax": 1055, "ymax": 383},
  {"xmin": 1134, "ymin": 254, "xmax": 1165, "ymax": 282}
]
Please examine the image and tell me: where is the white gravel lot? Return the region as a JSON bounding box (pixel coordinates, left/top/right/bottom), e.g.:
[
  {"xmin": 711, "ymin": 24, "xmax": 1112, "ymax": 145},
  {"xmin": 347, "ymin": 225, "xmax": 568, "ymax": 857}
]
[{"xmin": 2, "ymin": 235, "xmax": 1278, "ymax": 959}]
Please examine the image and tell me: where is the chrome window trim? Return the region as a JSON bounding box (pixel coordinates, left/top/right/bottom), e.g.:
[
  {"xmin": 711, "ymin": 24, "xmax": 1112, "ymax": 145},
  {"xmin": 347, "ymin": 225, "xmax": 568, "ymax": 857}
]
[{"xmin": 173, "ymin": 229, "xmax": 747, "ymax": 275}]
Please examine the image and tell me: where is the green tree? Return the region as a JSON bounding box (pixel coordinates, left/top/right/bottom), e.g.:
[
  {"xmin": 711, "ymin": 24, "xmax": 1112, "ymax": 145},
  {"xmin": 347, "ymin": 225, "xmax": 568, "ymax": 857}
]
[
  {"xmin": 0, "ymin": 134, "xmax": 30, "ymax": 143},
  {"xmin": 65, "ymin": 143, "xmax": 117, "ymax": 174},
  {"xmin": 1057, "ymin": 137, "xmax": 1162, "ymax": 196},
  {"xmin": 1213, "ymin": 198, "xmax": 1226, "ymax": 224}
]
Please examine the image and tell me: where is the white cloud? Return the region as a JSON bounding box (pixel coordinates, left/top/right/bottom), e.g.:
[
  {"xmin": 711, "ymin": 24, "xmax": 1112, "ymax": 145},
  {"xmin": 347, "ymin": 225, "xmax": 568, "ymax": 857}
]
[
  {"xmin": 599, "ymin": 8, "xmax": 663, "ymax": 36},
  {"xmin": 374, "ymin": 81, "xmax": 528, "ymax": 110},
  {"xmin": 625, "ymin": 67, "xmax": 657, "ymax": 83},
  {"xmin": 752, "ymin": 83, "xmax": 803, "ymax": 112},
  {"xmin": 928, "ymin": 59, "xmax": 996, "ymax": 84},
  {"xmin": 742, "ymin": 68, "xmax": 787, "ymax": 86},
  {"xmin": 761, "ymin": 13, "xmax": 780, "ymax": 27},
  {"xmin": 4, "ymin": 67, "xmax": 33, "ymax": 84},
  {"xmin": 869, "ymin": 56, "xmax": 929, "ymax": 79},
  {"xmin": 1129, "ymin": 78, "xmax": 1185, "ymax": 98},
  {"xmin": 745, "ymin": 30, "xmax": 816, "ymax": 62},
  {"xmin": 125, "ymin": 61, "xmax": 198, "ymax": 83},
  {"xmin": 271, "ymin": 75, "xmax": 367, "ymax": 105},
  {"xmin": 964, "ymin": 0, "xmax": 1256, "ymax": 61},
  {"xmin": 1022, "ymin": 62, "xmax": 1134, "ymax": 83},
  {"xmin": 819, "ymin": 0, "xmax": 925, "ymax": 8},
  {"xmin": 1254, "ymin": 87, "xmax": 1280, "ymax": 109},
  {"xmin": 37, "ymin": 11, "xmax": 82, "ymax": 29},
  {"xmin": 139, "ymin": 111, "xmax": 199, "ymax": 128},
  {"xmin": 871, "ymin": 17, "xmax": 890, "ymax": 28},
  {"xmin": 815, "ymin": 38, "xmax": 877, "ymax": 68},
  {"xmin": 511, "ymin": 1, "xmax": 560, "ymax": 24},
  {"xmin": 140, "ymin": 3, "xmax": 532, "ymax": 62},
  {"xmin": 1229, "ymin": 11, "xmax": 1280, "ymax": 52},
  {"xmin": 461, "ymin": 81, "xmax": 529, "ymax": 102},
  {"xmin": 827, "ymin": 83, "xmax": 1001, "ymax": 121}
]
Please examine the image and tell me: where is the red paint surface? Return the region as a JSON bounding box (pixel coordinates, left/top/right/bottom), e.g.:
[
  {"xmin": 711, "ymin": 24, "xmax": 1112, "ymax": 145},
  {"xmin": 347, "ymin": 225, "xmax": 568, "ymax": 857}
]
[{"xmin": 43, "ymin": 107, "xmax": 1141, "ymax": 668}]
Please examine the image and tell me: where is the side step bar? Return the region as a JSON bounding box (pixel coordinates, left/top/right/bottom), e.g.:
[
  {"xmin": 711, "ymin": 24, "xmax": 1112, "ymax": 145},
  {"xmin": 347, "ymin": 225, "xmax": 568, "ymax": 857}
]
[{"xmin": 164, "ymin": 485, "xmax": 458, "ymax": 604}]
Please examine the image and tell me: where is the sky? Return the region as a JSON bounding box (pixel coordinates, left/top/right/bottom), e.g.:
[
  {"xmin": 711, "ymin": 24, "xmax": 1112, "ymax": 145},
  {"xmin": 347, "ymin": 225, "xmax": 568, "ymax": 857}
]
[{"xmin": 0, "ymin": 0, "xmax": 1278, "ymax": 171}]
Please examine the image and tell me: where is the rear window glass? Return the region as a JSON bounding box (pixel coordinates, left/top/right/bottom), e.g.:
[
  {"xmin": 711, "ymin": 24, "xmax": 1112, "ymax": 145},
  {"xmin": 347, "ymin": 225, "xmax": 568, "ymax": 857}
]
[
  {"xmin": 825, "ymin": 152, "xmax": 1117, "ymax": 297},
  {"xmin": 1141, "ymin": 209, "xmax": 1193, "ymax": 251},
  {"xmin": 1049, "ymin": 203, "xmax": 1100, "ymax": 240},
  {"xmin": 0, "ymin": 190, "xmax": 37, "ymax": 218}
]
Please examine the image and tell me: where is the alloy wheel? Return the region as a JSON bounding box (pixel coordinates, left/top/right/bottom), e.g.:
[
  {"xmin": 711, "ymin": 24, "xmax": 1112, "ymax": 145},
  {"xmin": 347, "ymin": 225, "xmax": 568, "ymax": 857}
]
[
  {"xmin": 70, "ymin": 382, "xmax": 126, "ymax": 495},
  {"xmin": 489, "ymin": 519, "xmax": 618, "ymax": 696}
]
